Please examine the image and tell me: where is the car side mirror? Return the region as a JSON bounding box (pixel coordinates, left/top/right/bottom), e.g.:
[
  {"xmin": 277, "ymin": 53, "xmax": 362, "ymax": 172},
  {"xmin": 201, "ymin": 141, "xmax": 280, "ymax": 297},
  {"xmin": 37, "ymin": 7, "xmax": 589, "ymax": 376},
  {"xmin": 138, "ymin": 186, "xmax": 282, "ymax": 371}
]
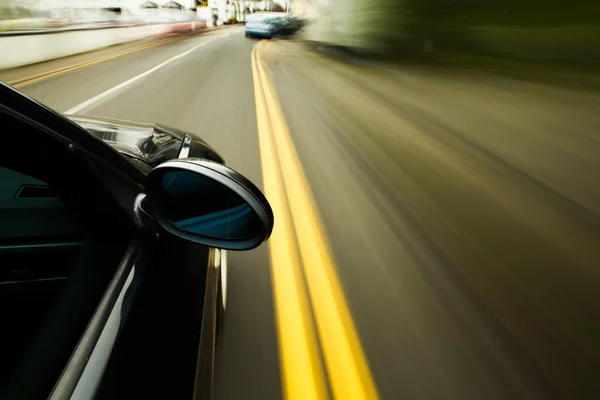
[{"xmin": 146, "ymin": 159, "xmax": 274, "ymax": 250}]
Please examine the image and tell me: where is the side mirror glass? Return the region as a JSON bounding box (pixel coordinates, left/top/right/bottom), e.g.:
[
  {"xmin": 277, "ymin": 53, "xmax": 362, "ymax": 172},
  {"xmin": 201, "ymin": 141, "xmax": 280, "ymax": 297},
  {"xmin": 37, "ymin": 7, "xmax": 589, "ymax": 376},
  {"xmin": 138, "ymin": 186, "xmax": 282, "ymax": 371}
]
[{"xmin": 147, "ymin": 159, "xmax": 274, "ymax": 250}]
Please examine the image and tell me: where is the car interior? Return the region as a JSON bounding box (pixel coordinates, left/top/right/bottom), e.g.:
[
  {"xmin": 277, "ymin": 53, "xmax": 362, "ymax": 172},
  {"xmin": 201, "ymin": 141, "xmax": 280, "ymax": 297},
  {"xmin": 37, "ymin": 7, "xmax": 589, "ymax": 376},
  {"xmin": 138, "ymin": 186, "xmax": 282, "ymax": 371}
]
[{"xmin": 0, "ymin": 111, "xmax": 132, "ymax": 399}]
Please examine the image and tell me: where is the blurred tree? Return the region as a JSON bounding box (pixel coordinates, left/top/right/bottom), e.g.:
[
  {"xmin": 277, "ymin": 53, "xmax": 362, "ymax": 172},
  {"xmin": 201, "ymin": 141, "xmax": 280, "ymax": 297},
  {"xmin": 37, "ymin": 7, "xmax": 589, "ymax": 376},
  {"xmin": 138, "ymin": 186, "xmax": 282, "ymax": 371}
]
[
  {"xmin": 271, "ymin": 3, "xmax": 285, "ymax": 12},
  {"xmin": 378, "ymin": 0, "xmax": 600, "ymax": 59}
]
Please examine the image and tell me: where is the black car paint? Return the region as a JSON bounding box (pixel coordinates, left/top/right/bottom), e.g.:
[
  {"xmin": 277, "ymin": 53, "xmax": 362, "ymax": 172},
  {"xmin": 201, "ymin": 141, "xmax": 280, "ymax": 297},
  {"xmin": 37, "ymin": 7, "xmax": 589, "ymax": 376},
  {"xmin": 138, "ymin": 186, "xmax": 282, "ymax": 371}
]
[
  {"xmin": 0, "ymin": 83, "xmax": 227, "ymax": 400},
  {"xmin": 0, "ymin": 83, "xmax": 147, "ymax": 188},
  {"xmin": 67, "ymin": 115, "xmax": 225, "ymax": 167}
]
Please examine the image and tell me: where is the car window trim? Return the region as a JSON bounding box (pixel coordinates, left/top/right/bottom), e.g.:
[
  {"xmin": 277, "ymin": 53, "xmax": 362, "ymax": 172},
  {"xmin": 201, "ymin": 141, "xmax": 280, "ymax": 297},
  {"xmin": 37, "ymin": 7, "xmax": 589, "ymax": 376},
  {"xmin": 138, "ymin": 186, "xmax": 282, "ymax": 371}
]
[
  {"xmin": 0, "ymin": 104, "xmax": 147, "ymax": 189},
  {"xmin": 48, "ymin": 239, "xmax": 144, "ymax": 400},
  {"xmin": 1, "ymin": 83, "xmax": 147, "ymax": 184}
]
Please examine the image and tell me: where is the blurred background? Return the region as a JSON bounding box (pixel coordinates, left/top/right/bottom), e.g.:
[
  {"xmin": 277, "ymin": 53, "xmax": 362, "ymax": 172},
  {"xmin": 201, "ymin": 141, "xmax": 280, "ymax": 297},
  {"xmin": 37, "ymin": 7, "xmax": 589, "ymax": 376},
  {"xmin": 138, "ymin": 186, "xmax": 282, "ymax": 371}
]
[
  {"xmin": 0, "ymin": 0, "xmax": 288, "ymax": 31},
  {"xmin": 1, "ymin": 0, "xmax": 599, "ymax": 399}
]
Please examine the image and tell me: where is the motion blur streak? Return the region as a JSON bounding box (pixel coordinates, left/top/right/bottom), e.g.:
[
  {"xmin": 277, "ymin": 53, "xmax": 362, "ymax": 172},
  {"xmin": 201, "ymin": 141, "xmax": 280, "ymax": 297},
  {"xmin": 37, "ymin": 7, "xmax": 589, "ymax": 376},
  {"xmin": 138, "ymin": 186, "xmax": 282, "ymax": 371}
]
[
  {"xmin": 251, "ymin": 41, "xmax": 328, "ymax": 400},
  {"xmin": 65, "ymin": 34, "xmax": 223, "ymax": 115},
  {"xmin": 4, "ymin": 4, "xmax": 600, "ymax": 396},
  {"xmin": 254, "ymin": 40, "xmax": 380, "ymax": 400},
  {"xmin": 11, "ymin": 37, "xmax": 178, "ymax": 89}
]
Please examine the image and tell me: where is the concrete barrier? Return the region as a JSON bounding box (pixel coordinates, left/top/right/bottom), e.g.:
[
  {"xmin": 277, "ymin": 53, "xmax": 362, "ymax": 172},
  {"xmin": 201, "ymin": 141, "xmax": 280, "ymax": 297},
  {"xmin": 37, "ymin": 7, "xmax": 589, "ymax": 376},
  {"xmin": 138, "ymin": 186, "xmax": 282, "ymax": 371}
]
[{"xmin": 0, "ymin": 22, "xmax": 206, "ymax": 70}]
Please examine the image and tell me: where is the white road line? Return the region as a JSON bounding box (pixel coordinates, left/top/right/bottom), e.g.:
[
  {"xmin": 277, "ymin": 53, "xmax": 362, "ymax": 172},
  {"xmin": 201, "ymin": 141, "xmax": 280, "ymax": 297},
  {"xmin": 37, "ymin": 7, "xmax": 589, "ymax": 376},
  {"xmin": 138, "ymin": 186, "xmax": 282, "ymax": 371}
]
[{"xmin": 64, "ymin": 33, "xmax": 230, "ymax": 115}]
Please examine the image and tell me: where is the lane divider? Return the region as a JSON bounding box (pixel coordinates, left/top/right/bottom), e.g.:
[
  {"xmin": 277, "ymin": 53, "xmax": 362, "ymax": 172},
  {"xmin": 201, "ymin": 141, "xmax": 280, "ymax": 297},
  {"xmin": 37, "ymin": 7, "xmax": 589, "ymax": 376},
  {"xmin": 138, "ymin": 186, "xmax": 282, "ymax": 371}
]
[
  {"xmin": 252, "ymin": 40, "xmax": 381, "ymax": 400},
  {"xmin": 251, "ymin": 41, "xmax": 328, "ymax": 400}
]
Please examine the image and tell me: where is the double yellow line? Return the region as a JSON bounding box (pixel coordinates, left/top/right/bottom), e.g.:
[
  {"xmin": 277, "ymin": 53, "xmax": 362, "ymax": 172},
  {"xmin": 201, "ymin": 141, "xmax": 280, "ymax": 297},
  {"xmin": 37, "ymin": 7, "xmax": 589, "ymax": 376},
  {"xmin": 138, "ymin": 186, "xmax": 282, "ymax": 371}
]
[{"xmin": 251, "ymin": 40, "xmax": 380, "ymax": 400}]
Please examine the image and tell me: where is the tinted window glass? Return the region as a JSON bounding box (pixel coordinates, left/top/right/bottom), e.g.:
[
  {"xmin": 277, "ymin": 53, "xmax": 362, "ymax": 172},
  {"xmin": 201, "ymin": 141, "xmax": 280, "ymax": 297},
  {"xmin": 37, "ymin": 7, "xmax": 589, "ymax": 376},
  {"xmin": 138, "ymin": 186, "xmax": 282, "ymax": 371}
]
[{"xmin": 0, "ymin": 165, "xmax": 84, "ymax": 391}]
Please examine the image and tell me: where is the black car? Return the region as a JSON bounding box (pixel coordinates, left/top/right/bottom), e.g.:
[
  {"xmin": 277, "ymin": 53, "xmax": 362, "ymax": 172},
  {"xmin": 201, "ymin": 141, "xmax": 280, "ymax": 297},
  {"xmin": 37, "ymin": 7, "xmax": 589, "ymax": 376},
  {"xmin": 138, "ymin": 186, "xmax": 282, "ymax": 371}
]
[{"xmin": 0, "ymin": 82, "xmax": 274, "ymax": 400}]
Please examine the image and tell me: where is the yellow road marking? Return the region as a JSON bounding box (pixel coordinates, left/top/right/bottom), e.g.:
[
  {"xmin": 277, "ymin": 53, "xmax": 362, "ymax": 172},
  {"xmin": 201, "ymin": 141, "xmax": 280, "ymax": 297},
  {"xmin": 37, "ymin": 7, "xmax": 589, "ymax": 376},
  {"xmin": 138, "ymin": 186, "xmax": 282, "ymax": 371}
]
[
  {"xmin": 11, "ymin": 37, "xmax": 179, "ymax": 88},
  {"xmin": 252, "ymin": 41, "xmax": 327, "ymax": 400},
  {"xmin": 253, "ymin": 40, "xmax": 381, "ymax": 400},
  {"xmin": 251, "ymin": 41, "xmax": 328, "ymax": 400}
]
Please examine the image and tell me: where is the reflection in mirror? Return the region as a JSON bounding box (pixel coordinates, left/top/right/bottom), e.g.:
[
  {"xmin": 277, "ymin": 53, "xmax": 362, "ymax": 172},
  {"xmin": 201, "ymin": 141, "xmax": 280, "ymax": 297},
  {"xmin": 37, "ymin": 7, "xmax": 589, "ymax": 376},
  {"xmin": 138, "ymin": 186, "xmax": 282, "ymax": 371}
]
[{"xmin": 159, "ymin": 170, "xmax": 262, "ymax": 240}]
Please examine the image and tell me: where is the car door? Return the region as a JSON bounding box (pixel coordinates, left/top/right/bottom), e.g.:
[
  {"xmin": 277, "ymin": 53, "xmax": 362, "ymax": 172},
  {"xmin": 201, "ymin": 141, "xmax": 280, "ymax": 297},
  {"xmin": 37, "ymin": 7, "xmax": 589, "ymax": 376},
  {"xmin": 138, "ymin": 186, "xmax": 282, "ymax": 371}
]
[
  {"xmin": 1, "ymin": 82, "xmax": 273, "ymax": 400},
  {"xmin": 0, "ymin": 88, "xmax": 141, "ymax": 399},
  {"xmin": 1, "ymin": 86, "xmax": 224, "ymax": 400}
]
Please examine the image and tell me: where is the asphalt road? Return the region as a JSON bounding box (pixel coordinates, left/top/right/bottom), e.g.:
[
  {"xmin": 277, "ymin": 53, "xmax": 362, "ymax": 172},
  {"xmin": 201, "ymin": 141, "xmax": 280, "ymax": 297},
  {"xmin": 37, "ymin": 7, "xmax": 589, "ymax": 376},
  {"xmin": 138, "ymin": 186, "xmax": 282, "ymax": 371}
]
[{"xmin": 7, "ymin": 26, "xmax": 600, "ymax": 399}]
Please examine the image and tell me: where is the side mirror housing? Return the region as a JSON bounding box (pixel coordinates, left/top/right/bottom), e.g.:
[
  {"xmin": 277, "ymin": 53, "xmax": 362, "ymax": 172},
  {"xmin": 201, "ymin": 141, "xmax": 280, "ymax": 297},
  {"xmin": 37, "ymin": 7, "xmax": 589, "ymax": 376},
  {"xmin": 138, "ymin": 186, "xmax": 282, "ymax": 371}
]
[{"xmin": 146, "ymin": 159, "xmax": 274, "ymax": 251}]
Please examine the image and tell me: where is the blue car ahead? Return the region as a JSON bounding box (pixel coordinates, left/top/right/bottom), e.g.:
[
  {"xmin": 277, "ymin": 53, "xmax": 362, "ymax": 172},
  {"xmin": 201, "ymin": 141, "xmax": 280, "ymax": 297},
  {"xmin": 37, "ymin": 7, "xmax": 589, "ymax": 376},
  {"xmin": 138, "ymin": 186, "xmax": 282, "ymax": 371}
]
[{"xmin": 245, "ymin": 13, "xmax": 301, "ymax": 39}]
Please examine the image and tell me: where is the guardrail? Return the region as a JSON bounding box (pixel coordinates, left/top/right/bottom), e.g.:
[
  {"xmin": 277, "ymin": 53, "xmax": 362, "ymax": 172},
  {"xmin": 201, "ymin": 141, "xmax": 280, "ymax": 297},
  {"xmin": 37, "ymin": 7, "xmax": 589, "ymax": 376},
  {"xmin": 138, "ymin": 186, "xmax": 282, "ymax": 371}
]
[{"xmin": 0, "ymin": 20, "xmax": 208, "ymax": 70}]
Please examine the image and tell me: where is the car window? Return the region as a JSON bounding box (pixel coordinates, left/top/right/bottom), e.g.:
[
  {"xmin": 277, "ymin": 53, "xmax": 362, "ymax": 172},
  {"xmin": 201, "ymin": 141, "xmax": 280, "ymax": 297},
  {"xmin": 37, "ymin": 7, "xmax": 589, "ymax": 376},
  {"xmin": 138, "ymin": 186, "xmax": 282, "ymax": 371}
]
[
  {"xmin": 264, "ymin": 16, "xmax": 286, "ymax": 25},
  {"xmin": 0, "ymin": 164, "xmax": 85, "ymax": 391},
  {"xmin": 0, "ymin": 166, "xmax": 82, "ymax": 240},
  {"xmin": 247, "ymin": 14, "xmax": 267, "ymax": 23},
  {"xmin": 0, "ymin": 113, "xmax": 131, "ymax": 400}
]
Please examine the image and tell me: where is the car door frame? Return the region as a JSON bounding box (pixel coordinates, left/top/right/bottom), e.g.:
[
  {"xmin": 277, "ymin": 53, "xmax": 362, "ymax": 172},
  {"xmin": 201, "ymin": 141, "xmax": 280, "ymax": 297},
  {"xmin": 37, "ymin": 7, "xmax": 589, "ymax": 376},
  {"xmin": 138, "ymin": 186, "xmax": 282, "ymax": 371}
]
[
  {"xmin": 49, "ymin": 238, "xmax": 146, "ymax": 400},
  {"xmin": 1, "ymin": 86, "xmax": 151, "ymax": 399},
  {"xmin": 2, "ymin": 83, "xmax": 223, "ymax": 400}
]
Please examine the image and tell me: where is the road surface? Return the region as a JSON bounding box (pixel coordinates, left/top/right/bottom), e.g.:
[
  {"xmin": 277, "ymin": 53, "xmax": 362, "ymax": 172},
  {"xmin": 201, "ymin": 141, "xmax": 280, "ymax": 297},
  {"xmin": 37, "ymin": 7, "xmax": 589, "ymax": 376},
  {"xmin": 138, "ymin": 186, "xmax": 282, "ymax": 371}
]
[{"xmin": 4, "ymin": 26, "xmax": 600, "ymax": 399}]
